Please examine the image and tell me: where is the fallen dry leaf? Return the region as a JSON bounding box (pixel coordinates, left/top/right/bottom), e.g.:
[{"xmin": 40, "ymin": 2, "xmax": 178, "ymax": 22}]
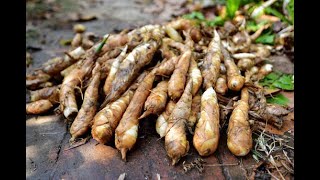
[
  {"xmin": 281, "ymin": 91, "xmax": 294, "ymax": 108},
  {"xmin": 261, "ymin": 118, "xmax": 293, "ymax": 135},
  {"xmin": 263, "ymin": 87, "xmax": 281, "ymax": 95},
  {"xmin": 283, "ymin": 112, "xmax": 294, "ymax": 121}
]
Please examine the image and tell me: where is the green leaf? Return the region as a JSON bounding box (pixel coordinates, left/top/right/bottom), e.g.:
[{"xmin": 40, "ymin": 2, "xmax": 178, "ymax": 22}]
[
  {"xmin": 259, "ymin": 72, "xmax": 294, "ymax": 90},
  {"xmin": 272, "ymin": 74, "xmax": 294, "ymax": 90},
  {"xmin": 287, "ymin": 0, "xmax": 294, "ymax": 24},
  {"xmin": 206, "ymin": 16, "xmax": 226, "ymax": 26},
  {"xmin": 272, "ymin": 82, "xmax": 293, "ymax": 90},
  {"xmin": 265, "ymin": 7, "xmax": 291, "ymax": 24},
  {"xmin": 226, "ymin": 0, "xmax": 241, "ymax": 19},
  {"xmin": 246, "ymin": 21, "xmax": 259, "ymax": 32},
  {"xmin": 271, "ymin": 0, "xmax": 283, "ymax": 9},
  {"xmin": 255, "ymin": 30, "xmax": 275, "ymax": 45},
  {"xmin": 246, "ymin": 20, "xmax": 268, "ymax": 32},
  {"xmin": 182, "ymin": 11, "xmax": 205, "ymax": 20},
  {"xmin": 240, "ymin": 0, "xmax": 260, "ymax": 6},
  {"xmin": 264, "ymin": 72, "xmax": 281, "ymax": 81},
  {"xmin": 247, "ymin": 3, "xmax": 259, "ymax": 14},
  {"xmin": 267, "ymin": 93, "xmax": 289, "ymax": 106},
  {"xmin": 95, "ymin": 34, "xmax": 110, "ymax": 54}
]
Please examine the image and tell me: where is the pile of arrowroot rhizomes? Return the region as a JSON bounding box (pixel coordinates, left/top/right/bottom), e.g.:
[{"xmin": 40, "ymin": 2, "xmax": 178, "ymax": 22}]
[{"xmin": 26, "ymin": 13, "xmax": 293, "ymax": 167}]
